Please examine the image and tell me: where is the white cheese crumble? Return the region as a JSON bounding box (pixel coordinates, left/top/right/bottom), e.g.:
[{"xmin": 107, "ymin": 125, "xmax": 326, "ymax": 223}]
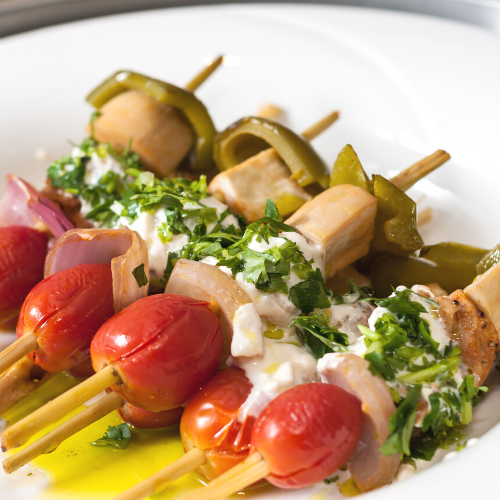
[{"xmin": 231, "ymin": 303, "xmax": 264, "ymax": 357}]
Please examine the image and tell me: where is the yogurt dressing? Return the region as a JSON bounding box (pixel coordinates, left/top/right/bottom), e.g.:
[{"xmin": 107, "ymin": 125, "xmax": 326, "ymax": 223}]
[{"xmin": 228, "ymin": 339, "xmax": 318, "ymax": 419}]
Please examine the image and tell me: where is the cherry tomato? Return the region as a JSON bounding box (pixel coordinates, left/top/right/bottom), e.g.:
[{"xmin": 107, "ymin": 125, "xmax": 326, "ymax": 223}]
[
  {"xmin": 251, "ymin": 383, "xmax": 363, "ymax": 489},
  {"xmin": 0, "ymin": 226, "xmax": 48, "ymax": 325},
  {"xmin": 180, "ymin": 367, "xmax": 254, "ymax": 480},
  {"xmin": 118, "ymin": 402, "xmax": 184, "ymax": 429},
  {"xmin": 91, "ymin": 294, "xmax": 223, "ymax": 411},
  {"xmin": 17, "ymin": 264, "xmax": 114, "ymax": 373},
  {"xmin": 67, "ymin": 357, "xmax": 95, "ymax": 378}
]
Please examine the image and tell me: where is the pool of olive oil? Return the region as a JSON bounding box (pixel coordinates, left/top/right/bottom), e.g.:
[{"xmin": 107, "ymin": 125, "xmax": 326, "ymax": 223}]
[{"xmin": 1, "ymin": 374, "xmax": 203, "ymax": 500}]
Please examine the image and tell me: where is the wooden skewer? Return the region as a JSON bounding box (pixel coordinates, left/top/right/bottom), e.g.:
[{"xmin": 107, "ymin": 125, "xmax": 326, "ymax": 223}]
[
  {"xmin": 0, "ymin": 333, "xmax": 38, "ymax": 375},
  {"xmin": 1, "ymin": 364, "xmax": 119, "ymax": 450},
  {"xmin": 2, "ymin": 391, "xmax": 123, "ymax": 474},
  {"xmin": 112, "ymin": 448, "xmax": 206, "ymax": 500},
  {"xmin": 256, "ymin": 103, "xmax": 284, "ymax": 121},
  {"xmin": 182, "ymin": 453, "xmax": 270, "ymax": 500},
  {"xmin": 185, "ymin": 56, "xmax": 224, "ymax": 92},
  {"xmin": 390, "ymin": 149, "xmax": 450, "ymax": 192},
  {"xmin": 0, "ymin": 357, "xmax": 54, "ymax": 415},
  {"xmin": 302, "ymin": 111, "xmax": 340, "ymax": 142}
]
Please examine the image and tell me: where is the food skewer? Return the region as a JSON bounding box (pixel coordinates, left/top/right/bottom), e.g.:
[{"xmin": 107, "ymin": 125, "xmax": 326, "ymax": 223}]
[
  {"xmin": 88, "ymin": 57, "xmax": 222, "ymax": 177},
  {"xmin": 110, "ymin": 382, "xmax": 362, "ymax": 500},
  {"xmin": 2, "ymin": 294, "xmax": 223, "ymax": 455},
  {"xmin": 180, "ymin": 383, "xmax": 362, "ymax": 500},
  {"xmin": 0, "ymin": 264, "xmax": 114, "ymax": 377}
]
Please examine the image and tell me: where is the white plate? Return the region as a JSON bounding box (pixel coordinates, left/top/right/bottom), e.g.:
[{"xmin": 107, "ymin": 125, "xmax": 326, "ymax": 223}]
[{"xmin": 1, "ymin": 4, "xmax": 500, "ymax": 500}]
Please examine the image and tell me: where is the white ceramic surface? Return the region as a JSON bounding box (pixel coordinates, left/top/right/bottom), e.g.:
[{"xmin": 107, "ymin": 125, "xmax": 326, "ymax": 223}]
[{"xmin": 1, "ymin": 4, "xmax": 500, "ymax": 499}]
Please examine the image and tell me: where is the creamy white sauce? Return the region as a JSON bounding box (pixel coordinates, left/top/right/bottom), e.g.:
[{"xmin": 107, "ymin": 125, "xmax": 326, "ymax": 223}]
[
  {"xmin": 117, "ymin": 208, "xmax": 189, "ymax": 280},
  {"xmin": 231, "ymin": 303, "xmax": 264, "ymax": 357},
  {"xmin": 228, "ymin": 340, "xmax": 318, "ymax": 419},
  {"xmin": 325, "ymin": 299, "xmax": 374, "ymax": 344},
  {"xmin": 235, "ymin": 271, "xmax": 300, "ymax": 327},
  {"xmin": 407, "ymin": 285, "xmax": 449, "ymax": 354}
]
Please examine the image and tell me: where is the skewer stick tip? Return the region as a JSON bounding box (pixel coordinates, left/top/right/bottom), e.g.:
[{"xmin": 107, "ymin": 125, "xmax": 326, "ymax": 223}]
[
  {"xmin": 301, "ymin": 111, "xmax": 340, "ymax": 142},
  {"xmin": 0, "ymin": 333, "xmax": 38, "ymax": 375},
  {"xmin": 185, "ymin": 55, "xmax": 225, "ymax": 92}
]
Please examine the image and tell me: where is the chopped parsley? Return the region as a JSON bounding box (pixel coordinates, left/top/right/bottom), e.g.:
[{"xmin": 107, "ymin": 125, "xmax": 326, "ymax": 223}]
[
  {"xmin": 358, "ymin": 288, "xmax": 483, "ymax": 461},
  {"xmin": 92, "ymin": 423, "xmax": 131, "ymax": 449},
  {"xmin": 290, "ymin": 314, "xmax": 348, "ymax": 358},
  {"xmin": 132, "ymin": 264, "xmax": 148, "ymax": 288}
]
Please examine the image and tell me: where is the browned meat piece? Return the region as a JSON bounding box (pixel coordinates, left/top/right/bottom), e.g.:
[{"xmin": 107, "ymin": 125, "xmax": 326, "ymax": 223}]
[{"xmin": 436, "ymin": 289, "xmax": 498, "ymax": 385}]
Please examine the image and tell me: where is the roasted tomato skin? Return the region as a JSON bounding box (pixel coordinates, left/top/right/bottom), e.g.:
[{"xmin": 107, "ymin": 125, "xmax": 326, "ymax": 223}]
[
  {"xmin": 0, "ymin": 226, "xmax": 48, "ymax": 325},
  {"xmin": 180, "ymin": 367, "xmax": 254, "ymax": 480},
  {"xmin": 118, "ymin": 402, "xmax": 184, "ymax": 429},
  {"xmin": 251, "ymin": 383, "xmax": 363, "ymax": 489},
  {"xmin": 17, "ymin": 264, "xmax": 114, "ymax": 373},
  {"xmin": 91, "ymin": 294, "xmax": 223, "ymax": 411}
]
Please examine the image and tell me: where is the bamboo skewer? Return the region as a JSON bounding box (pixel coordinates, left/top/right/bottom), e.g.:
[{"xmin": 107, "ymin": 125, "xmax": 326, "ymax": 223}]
[
  {"xmin": 301, "ymin": 111, "xmax": 340, "ymax": 142},
  {"xmin": 182, "ymin": 453, "xmax": 270, "ymax": 500},
  {"xmin": 0, "ymin": 333, "xmax": 38, "ymax": 375},
  {"xmin": 3, "ymin": 391, "xmax": 123, "ymax": 474},
  {"xmin": 0, "ymin": 357, "xmax": 54, "ymax": 415},
  {"xmin": 1, "ymin": 364, "xmax": 119, "ymax": 450},
  {"xmin": 185, "ymin": 56, "xmax": 224, "ymax": 92},
  {"xmin": 390, "ymin": 149, "xmax": 450, "ymax": 191},
  {"xmin": 113, "ymin": 448, "xmax": 206, "ymax": 500}
]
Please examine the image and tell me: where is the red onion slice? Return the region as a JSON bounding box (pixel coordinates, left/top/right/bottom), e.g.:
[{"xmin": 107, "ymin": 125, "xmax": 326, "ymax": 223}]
[
  {"xmin": 0, "ymin": 175, "xmax": 74, "ymax": 237},
  {"xmin": 45, "ymin": 227, "xmax": 149, "ymax": 312}
]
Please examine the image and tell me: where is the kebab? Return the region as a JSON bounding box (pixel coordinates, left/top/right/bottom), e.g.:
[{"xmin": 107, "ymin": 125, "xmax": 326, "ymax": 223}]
[
  {"xmin": 178, "ymin": 383, "xmax": 363, "ymax": 500},
  {"xmin": 2, "ymin": 293, "xmax": 223, "ymax": 464},
  {"xmin": 0, "ymin": 227, "xmax": 148, "ymax": 414}
]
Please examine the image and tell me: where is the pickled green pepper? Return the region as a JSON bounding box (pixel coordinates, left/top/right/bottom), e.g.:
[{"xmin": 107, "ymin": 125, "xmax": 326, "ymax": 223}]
[
  {"xmin": 371, "ymin": 242, "xmax": 488, "ymax": 297},
  {"xmin": 213, "ymin": 116, "xmax": 330, "ymax": 190},
  {"xmin": 86, "ymin": 70, "xmax": 217, "ymax": 171}
]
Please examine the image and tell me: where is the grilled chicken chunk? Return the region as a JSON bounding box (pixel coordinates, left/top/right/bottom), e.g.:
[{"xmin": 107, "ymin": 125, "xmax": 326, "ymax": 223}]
[
  {"xmin": 464, "ymin": 261, "xmax": 500, "ymax": 334},
  {"xmin": 208, "ymin": 149, "xmax": 311, "ymax": 223},
  {"xmin": 89, "ymin": 90, "xmax": 194, "ymax": 178},
  {"xmin": 318, "ymin": 353, "xmax": 400, "ymax": 492},
  {"xmin": 286, "ymin": 184, "xmax": 377, "ymax": 278},
  {"xmin": 436, "ymin": 289, "xmax": 498, "ymax": 385}
]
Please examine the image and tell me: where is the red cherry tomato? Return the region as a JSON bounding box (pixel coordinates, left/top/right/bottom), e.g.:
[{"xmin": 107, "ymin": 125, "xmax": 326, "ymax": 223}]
[
  {"xmin": 118, "ymin": 402, "xmax": 184, "ymax": 430},
  {"xmin": 67, "ymin": 357, "xmax": 95, "ymax": 379},
  {"xmin": 251, "ymin": 383, "xmax": 363, "ymax": 489},
  {"xmin": 17, "ymin": 264, "xmax": 114, "ymax": 373},
  {"xmin": 91, "ymin": 294, "xmax": 223, "ymax": 411},
  {"xmin": 0, "ymin": 226, "xmax": 48, "ymax": 325},
  {"xmin": 180, "ymin": 367, "xmax": 254, "ymax": 481}
]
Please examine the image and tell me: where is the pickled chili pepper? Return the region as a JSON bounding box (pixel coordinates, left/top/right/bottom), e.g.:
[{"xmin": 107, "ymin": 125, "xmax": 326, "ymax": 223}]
[
  {"xmin": 213, "ymin": 116, "xmax": 330, "ymax": 190},
  {"xmin": 86, "ymin": 70, "xmax": 217, "ymax": 171},
  {"xmin": 329, "ymin": 144, "xmax": 370, "ymax": 191},
  {"xmin": 330, "ymin": 145, "xmax": 424, "ymax": 260},
  {"xmin": 476, "ymin": 244, "xmax": 500, "ymax": 275},
  {"xmin": 371, "ymin": 242, "xmax": 488, "ymax": 297}
]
